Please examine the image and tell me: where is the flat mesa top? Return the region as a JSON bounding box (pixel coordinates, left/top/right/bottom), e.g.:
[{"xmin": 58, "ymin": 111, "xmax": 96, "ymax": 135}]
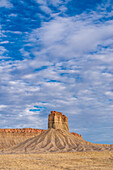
[
  {"xmin": 48, "ymin": 111, "xmax": 69, "ymax": 131},
  {"xmin": 50, "ymin": 111, "xmax": 63, "ymax": 115},
  {"xmin": 50, "ymin": 111, "xmax": 67, "ymax": 118}
]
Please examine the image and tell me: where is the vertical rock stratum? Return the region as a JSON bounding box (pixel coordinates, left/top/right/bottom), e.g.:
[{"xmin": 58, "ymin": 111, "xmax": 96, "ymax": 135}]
[{"xmin": 48, "ymin": 111, "xmax": 69, "ymax": 131}]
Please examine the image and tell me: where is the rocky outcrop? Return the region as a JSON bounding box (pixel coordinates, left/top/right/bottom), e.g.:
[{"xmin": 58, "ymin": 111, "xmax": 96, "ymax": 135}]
[
  {"xmin": 71, "ymin": 132, "xmax": 83, "ymax": 139},
  {"xmin": 0, "ymin": 128, "xmax": 82, "ymax": 138},
  {"xmin": 10, "ymin": 128, "xmax": 113, "ymax": 154},
  {"xmin": 0, "ymin": 128, "xmax": 45, "ymax": 133},
  {"xmin": 0, "ymin": 111, "xmax": 83, "ymax": 151},
  {"xmin": 1, "ymin": 111, "xmax": 113, "ymax": 154},
  {"xmin": 48, "ymin": 111, "xmax": 69, "ymax": 131}
]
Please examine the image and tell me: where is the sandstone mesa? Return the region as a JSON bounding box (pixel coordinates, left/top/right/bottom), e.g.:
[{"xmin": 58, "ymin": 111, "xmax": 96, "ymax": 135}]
[{"xmin": 0, "ymin": 111, "xmax": 113, "ymax": 153}]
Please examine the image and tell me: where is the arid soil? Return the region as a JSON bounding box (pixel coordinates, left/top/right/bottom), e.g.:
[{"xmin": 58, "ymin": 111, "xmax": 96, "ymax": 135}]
[
  {"xmin": 0, "ymin": 128, "xmax": 45, "ymax": 150},
  {"xmin": 0, "ymin": 128, "xmax": 82, "ymax": 151},
  {"xmin": 2, "ymin": 128, "xmax": 112, "ymax": 154},
  {"xmin": 0, "ymin": 151, "xmax": 113, "ymax": 170}
]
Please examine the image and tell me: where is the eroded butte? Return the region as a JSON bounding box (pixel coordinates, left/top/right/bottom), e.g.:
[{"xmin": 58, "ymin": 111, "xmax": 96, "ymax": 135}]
[{"xmin": 0, "ymin": 111, "xmax": 113, "ymax": 153}]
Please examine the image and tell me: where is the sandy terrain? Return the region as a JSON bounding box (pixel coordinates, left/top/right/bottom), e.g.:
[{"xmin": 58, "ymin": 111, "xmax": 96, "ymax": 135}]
[
  {"xmin": 0, "ymin": 151, "xmax": 113, "ymax": 170},
  {"xmin": 0, "ymin": 113, "xmax": 113, "ymax": 169},
  {"xmin": 0, "ymin": 129, "xmax": 44, "ymax": 150},
  {"xmin": 6, "ymin": 129, "xmax": 113, "ymax": 154}
]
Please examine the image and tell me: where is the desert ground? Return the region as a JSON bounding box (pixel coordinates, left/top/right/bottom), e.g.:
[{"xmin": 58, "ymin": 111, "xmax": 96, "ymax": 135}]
[
  {"xmin": 1, "ymin": 151, "xmax": 113, "ymax": 170},
  {"xmin": 1, "ymin": 113, "xmax": 113, "ymax": 169}
]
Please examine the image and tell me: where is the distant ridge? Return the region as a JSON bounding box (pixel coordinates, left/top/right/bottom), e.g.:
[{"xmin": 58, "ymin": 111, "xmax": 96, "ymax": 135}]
[{"xmin": 0, "ymin": 128, "xmax": 45, "ymax": 150}]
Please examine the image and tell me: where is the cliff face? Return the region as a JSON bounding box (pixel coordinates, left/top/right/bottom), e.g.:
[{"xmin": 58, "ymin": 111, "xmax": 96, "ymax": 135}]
[
  {"xmin": 48, "ymin": 111, "xmax": 69, "ymax": 131},
  {"xmin": 0, "ymin": 128, "xmax": 45, "ymax": 133}
]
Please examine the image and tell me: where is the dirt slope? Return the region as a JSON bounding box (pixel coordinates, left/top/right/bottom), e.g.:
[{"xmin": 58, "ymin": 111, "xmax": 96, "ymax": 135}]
[
  {"xmin": 0, "ymin": 129, "xmax": 45, "ymax": 150},
  {"xmin": 0, "ymin": 129, "xmax": 82, "ymax": 151},
  {"xmin": 5, "ymin": 128, "xmax": 113, "ymax": 154}
]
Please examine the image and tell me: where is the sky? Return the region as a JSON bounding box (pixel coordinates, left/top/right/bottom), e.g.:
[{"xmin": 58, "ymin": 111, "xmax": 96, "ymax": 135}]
[{"xmin": 0, "ymin": 0, "xmax": 113, "ymax": 144}]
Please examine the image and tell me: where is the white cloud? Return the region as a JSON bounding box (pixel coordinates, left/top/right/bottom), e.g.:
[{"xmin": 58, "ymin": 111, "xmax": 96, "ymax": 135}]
[
  {"xmin": 39, "ymin": 5, "xmax": 52, "ymax": 14},
  {"xmin": 0, "ymin": 46, "xmax": 8, "ymax": 55},
  {"xmin": 35, "ymin": 0, "xmax": 69, "ymax": 15},
  {"xmin": 27, "ymin": 12, "xmax": 113, "ymax": 62},
  {"xmin": 0, "ymin": 105, "xmax": 7, "ymax": 109},
  {"xmin": 8, "ymin": 13, "xmax": 17, "ymax": 17},
  {"xmin": 48, "ymin": 0, "xmax": 70, "ymax": 7},
  {"xmin": 0, "ymin": 0, "xmax": 13, "ymax": 8},
  {"xmin": 0, "ymin": 41, "xmax": 9, "ymax": 44},
  {"xmin": 105, "ymin": 91, "xmax": 113, "ymax": 96}
]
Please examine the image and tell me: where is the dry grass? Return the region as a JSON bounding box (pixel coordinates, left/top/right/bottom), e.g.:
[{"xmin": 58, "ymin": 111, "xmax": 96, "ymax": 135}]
[{"xmin": 0, "ymin": 151, "xmax": 113, "ymax": 170}]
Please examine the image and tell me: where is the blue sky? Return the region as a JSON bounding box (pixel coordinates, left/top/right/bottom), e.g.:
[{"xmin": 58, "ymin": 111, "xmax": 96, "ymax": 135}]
[{"xmin": 0, "ymin": 0, "xmax": 113, "ymax": 144}]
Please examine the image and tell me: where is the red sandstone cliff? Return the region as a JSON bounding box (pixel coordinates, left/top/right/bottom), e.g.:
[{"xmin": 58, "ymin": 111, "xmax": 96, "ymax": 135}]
[
  {"xmin": 71, "ymin": 132, "xmax": 83, "ymax": 139},
  {"xmin": 48, "ymin": 111, "xmax": 69, "ymax": 131},
  {"xmin": 0, "ymin": 128, "xmax": 45, "ymax": 133}
]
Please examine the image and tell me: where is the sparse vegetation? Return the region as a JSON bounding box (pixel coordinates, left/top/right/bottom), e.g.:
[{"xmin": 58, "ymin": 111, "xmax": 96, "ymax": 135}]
[{"xmin": 0, "ymin": 151, "xmax": 113, "ymax": 169}]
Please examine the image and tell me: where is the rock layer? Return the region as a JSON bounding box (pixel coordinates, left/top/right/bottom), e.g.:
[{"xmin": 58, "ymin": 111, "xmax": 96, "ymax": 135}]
[
  {"xmin": 8, "ymin": 128, "xmax": 113, "ymax": 154},
  {"xmin": 71, "ymin": 132, "xmax": 83, "ymax": 139},
  {"xmin": 0, "ymin": 128, "xmax": 45, "ymax": 150},
  {"xmin": 48, "ymin": 111, "xmax": 69, "ymax": 131},
  {"xmin": 0, "ymin": 129, "xmax": 82, "ymax": 151},
  {"xmin": 0, "ymin": 128, "xmax": 45, "ymax": 133},
  {"xmin": 2, "ymin": 111, "xmax": 108, "ymax": 154},
  {"xmin": 7, "ymin": 111, "xmax": 113, "ymax": 153}
]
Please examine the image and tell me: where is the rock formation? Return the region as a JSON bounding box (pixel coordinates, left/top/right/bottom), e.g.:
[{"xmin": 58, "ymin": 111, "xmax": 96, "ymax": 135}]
[
  {"xmin": 71, "ymin": 132, "xmax": 83, "ymax": 139},
  {"xmin": 0, "ymin": 128, "xmax": 45, "ymax": 133},
  {"xmin": 1, "ymin": 111, "xmax": 112, "ymax": 154},
  {"xmin": 0, "ymin": 128, "xmax": 45, "ymax": 150},
  {"xmin": 48, "ymin": 111, "xmax": 69, "ymax": 131},
  {"xmin": 0, "ymin": 129, "xmax": 82, "ymax": 150}
]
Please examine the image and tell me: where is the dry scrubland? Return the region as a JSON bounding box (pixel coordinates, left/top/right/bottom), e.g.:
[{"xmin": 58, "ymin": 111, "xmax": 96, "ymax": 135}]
[
  {"xmin": 0, "ymin": 151, "xmax": 113, "ymax": 170},
  {"xmin": 1, "ymin": 112, "xmax": 113, "ymax": 169}
]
